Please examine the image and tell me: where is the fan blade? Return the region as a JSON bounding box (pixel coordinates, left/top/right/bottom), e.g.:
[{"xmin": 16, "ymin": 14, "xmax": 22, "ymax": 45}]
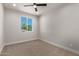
[
  {"xmin": 35, "ymin": 8, "xmax": 38, "ymax": 12},
  {"xmin": 24, "ymin": 5, "xmax": 33, "ymax": 7},
  {"xmin": 36, "ymin": 4, "xmax": 47, "ymax": 6}
]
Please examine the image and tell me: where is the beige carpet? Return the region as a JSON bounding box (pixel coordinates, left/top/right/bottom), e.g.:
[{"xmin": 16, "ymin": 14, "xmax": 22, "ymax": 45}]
[{"xmin": 1, "ymin": 39, "xmax": 78, "ymax": 56}]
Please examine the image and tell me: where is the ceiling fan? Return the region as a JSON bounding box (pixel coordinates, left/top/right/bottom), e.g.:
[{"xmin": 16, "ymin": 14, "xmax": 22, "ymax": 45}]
[{"xmin": 24, "ymin": 3, "xmax": 47, "ymax": 12}]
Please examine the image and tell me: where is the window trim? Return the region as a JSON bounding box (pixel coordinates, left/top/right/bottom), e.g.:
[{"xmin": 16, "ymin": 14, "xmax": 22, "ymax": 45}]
[{"xmin": 19, "ymin": 16, "xmax": 32, "ymax": 32}]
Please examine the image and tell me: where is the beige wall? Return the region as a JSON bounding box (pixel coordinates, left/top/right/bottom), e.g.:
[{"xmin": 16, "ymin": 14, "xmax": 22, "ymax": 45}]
[
  {"xmin": 0, "ymin": 4, "xmax": 4, "ymax": 53},
  {"xmin": 4, "ymin": 8, "xmax": 39, "ymax": 45},
  {"xmin": 39, "ymin": 4, "xmax": 79, "ymax": 53}
]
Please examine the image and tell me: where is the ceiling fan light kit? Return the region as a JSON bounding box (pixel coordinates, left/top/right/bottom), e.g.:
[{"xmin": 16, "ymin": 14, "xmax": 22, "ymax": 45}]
[{"xmin": 33, "ymin": 5, "xmax": 37, "ymax": 8}]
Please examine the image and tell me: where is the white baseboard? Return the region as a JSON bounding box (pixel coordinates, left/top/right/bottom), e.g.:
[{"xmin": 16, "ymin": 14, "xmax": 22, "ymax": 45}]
[
  {"xmin": 41, "ymin": 39, "xmax": 79, "ymax": 55},
  {"xmin": 5, "ymin": 38, "xmax": 38, "ymax": 46}
]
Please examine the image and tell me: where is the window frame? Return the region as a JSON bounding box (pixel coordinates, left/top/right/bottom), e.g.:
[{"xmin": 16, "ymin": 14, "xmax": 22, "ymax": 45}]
[{"xmin": 19, "ymin": 16, "xmax": 32, "ymax": 32}]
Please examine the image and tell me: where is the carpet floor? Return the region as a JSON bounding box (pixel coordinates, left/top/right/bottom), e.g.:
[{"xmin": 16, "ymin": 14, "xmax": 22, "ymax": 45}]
[{"xmin": 1, "ymin": 39, "xmax": 78, "ymax": 56}]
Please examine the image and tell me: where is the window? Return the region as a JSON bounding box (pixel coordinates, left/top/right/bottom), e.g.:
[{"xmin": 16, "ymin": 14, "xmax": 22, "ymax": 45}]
[{"xmin": 20, "ymin": 16, "xmax": 32, "ymax": 31}]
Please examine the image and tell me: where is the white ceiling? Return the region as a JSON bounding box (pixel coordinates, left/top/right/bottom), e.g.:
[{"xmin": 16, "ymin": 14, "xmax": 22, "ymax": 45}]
[{"xmin": 3, "ymin": 3, "xmax": 68, "ymax": 15}]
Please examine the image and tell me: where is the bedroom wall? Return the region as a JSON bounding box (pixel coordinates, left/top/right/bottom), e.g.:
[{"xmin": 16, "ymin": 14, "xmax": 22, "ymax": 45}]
[
  {"xmin": 4, "ymin": 8, "xmax": 39, "ymax": 45},
  {"xmin": 39, "ymin": 4, "xmax": 79, "ymax": 53},
  {"xmin": 0, "ymin": 4, "xmax": 4, "ymax": 53}
]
